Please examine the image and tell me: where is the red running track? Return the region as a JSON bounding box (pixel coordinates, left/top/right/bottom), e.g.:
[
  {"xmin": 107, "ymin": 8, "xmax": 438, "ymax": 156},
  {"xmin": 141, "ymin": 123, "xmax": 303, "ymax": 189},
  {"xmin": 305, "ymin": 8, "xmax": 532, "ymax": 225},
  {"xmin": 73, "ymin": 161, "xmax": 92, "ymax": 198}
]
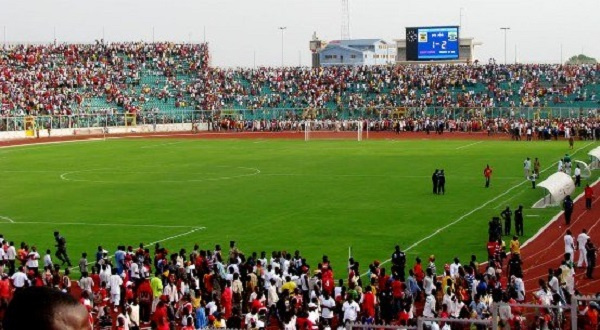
[{"xmin": 520, "ymin": 181, "xmax": 600, "ymax": 297}]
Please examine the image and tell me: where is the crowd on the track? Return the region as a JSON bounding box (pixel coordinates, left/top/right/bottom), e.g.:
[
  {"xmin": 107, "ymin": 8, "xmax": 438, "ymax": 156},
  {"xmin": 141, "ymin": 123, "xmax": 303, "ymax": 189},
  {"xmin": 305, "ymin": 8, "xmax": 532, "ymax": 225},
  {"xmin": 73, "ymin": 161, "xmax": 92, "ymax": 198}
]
[
  {"xmin": 1, "ymin": 42, "xmax": 598, "ymax": 119},
  {"xmin": 1, "ymin": 227, "xmax": 600, "ymax": 330}
]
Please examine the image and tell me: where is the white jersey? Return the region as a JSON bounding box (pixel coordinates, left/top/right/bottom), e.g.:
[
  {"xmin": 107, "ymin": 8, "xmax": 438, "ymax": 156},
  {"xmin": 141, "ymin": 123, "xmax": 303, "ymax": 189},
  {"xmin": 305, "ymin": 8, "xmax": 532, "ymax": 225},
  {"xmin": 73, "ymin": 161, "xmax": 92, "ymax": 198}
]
[
  {"xmin": 564, "ymin": 234, "xmax": 575, "ymax": 252},
  {"xmin": 578, "ymin": 233, "xmax": 590, "ymax": 249}
]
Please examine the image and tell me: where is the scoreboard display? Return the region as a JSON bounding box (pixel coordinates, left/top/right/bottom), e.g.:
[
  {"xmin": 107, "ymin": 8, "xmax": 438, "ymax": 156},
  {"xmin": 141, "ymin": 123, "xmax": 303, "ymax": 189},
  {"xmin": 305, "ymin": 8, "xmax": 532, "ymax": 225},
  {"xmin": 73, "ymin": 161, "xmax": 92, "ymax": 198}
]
[{"xmin": 406, "ymin": 26, "xmax": 459, "ymax": 61}]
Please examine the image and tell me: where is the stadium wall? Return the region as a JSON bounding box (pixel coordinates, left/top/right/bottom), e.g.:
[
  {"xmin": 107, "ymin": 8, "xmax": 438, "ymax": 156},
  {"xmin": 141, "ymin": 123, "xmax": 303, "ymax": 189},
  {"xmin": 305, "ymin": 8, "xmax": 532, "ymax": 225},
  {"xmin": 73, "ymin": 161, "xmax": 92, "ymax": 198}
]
[{"xmin": 0, "ymin": 123, "xmax": 208, "ymax": 140}]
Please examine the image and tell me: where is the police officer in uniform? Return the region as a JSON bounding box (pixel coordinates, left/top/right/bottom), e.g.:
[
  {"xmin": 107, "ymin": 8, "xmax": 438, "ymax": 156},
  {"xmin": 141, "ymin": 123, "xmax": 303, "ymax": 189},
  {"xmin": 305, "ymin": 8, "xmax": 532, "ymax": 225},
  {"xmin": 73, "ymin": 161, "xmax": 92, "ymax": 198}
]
[
  {"xmin": 501, "ymin": 207, "xmax": 512, "ymax": 236},
  {"xmin": 514, "ymin": 205, "xmax": 524, "ymax": 236}
]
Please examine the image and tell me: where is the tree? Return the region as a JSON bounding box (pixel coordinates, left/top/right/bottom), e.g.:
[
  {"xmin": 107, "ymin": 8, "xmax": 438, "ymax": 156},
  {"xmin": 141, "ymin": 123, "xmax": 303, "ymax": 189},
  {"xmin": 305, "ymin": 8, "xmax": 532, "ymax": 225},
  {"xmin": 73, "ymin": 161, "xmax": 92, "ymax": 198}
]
[{"xmin": 565, "ymin": 54, "xmax": 597, "ymax": 65}]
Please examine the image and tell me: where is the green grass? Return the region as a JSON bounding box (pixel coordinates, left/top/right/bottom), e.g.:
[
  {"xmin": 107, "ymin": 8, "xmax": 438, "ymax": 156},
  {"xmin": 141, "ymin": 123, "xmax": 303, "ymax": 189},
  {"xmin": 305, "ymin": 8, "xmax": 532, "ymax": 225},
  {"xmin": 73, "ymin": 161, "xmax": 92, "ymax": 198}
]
[{"xmin": 0, "ymin": 138, "xmax": 597, "ymax": 274}]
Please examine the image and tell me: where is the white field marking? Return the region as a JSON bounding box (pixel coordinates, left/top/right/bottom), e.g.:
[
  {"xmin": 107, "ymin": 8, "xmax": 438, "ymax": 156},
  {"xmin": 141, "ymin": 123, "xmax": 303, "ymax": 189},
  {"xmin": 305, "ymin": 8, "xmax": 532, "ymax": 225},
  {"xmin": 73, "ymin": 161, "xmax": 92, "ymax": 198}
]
[
  {"xmin": 59, "ymin": 166, "xmax": 261, "ymax": 183},
  {"xmin": 361, "ymin": 141, "xmax": 596, "ymax": 277},
  {"xmin": 263, "ymin": 173, "xmax": 522, "ymax": 180},
  {"xmin": 525, "ymin": 215, "xmax": 540, "ymax": 217},
  {"xmin": 0, "ymin": 138, "xmax": 104, "ymax": 151},
  {"xmin": 493, "ymin": 189, "xmax": 526, "ymax": 209},
  {"xmin": 5, "ymin": 221, "xmax": 204, "ymax": 229},
  {"xmin": 0, "ymin": 216, "xmax": 15, "ymax": 223},
  {"xmin": 69, "ymin": 226, "xmax": 206, "ymax": 273},
  {"xmin": 455, "ymin": 141, "xmax": 484, "ymax": 150},
  {"xmin": 140, "ymin": 141, "xmax": 187, "ymax": 149}
]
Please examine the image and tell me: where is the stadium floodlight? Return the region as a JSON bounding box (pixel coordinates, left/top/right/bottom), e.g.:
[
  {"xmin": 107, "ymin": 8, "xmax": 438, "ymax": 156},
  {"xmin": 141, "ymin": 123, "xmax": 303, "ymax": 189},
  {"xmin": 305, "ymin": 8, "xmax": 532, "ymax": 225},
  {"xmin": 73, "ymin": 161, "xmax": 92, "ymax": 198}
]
[
  {"xmin": 500, "ymin": 27, "xmax": 510, "ymax": 65},
  {"xmin": 278, "ymin": 27, "xmax": 287, "ymax": 67}
]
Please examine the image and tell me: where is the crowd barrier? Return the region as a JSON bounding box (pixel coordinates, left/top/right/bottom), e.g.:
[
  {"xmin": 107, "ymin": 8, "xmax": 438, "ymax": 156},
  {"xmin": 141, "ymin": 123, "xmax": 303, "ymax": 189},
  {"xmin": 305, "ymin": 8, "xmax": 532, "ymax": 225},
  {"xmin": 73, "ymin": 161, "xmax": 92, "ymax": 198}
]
[{"xmin": 1, "ymin": 106, "xmax": 599, "ymax": 133}]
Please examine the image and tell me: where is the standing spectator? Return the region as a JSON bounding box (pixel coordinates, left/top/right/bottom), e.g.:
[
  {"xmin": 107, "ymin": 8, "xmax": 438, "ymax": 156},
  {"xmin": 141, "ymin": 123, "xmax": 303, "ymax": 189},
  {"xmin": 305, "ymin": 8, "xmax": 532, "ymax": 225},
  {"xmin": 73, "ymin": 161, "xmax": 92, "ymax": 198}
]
[
  {"xmin": 437, "ymin": 170, "xmax": 446, "ymax": 194},
  {"xmin": 564, "ymin": 230, "xmax": 575, "ymax": 263},
  {"xmin": 78, "ymin": 253, "xmax": 89, "ymax": 274},
  {"xmin": 501, "ymin": 207, "xmax": 512, "ymax": 236},
  {"xmin": 483, "ymin": 165, "xmax": 493, "ymax": 188},
  {"xmin": 575, "ymin": 165, "xmax": 582, "ymax": 187},
  {"xmin": 523, "ymin": 158, "xmax": 531, "ymax": 179},
  {"xmin": 432, "ymin": 169, "xmax": 439, "ymax": 194},
  {"xmin": 43, "ymin": 250, "xmax": 53, "ymax": 269},
  {"xmin": 585, "ymin": 184, "xmax": 594, "ymax": 210},
  {"xmin": 586, "ymin": 239, "xmax": 597, "ymax": 279},
  {"xmin": 515, "ymin": 205, "xmax": 524, "ymax": 236},
  {"xmin": 341, "ymin": 294, "xmax": 360, "ymax": 324},
  {"xmin": 578, "ymin": 229, "xmax": 590, "ymax": 268},
  {"xmin": 534, "ymin": 158, "xmax": 541, "ymax": 176},
  {"xmin": 563, "ymin": 195, "xmax": 574, "ymax": 225}
]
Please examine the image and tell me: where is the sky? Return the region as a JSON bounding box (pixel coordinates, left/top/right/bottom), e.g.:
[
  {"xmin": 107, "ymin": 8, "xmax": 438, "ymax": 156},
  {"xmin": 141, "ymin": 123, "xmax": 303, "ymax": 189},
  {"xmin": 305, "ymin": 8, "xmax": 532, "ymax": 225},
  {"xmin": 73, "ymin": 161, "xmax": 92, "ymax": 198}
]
[{"xmin": 1, "ymin": 0, "xmax": 599, "ymax": 67}]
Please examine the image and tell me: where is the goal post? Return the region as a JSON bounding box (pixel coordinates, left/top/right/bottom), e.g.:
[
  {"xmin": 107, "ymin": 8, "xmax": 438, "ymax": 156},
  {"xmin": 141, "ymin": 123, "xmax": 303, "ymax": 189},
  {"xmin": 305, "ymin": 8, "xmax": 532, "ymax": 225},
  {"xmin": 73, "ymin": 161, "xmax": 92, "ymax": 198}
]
[{"xmin": 304, "ymin": 119, "xmax": 364, "ymax": 141}]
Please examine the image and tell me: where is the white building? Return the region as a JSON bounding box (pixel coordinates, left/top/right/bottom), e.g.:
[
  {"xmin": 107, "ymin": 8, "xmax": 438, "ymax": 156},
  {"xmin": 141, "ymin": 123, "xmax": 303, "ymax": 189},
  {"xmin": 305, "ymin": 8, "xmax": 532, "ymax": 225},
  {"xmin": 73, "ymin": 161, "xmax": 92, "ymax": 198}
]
[{"xmin": 318, "ymin": 39, "xmax": 396, "ymax": 67}]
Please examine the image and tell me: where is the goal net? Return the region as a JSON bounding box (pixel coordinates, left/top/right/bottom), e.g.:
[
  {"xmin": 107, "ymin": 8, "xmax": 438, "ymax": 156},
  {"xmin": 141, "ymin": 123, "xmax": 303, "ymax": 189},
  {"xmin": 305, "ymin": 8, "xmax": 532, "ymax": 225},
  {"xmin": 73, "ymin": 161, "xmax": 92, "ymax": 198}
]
[{"xmin": 304, "ymin": 119, "xmax": 366, "ymax": 141}]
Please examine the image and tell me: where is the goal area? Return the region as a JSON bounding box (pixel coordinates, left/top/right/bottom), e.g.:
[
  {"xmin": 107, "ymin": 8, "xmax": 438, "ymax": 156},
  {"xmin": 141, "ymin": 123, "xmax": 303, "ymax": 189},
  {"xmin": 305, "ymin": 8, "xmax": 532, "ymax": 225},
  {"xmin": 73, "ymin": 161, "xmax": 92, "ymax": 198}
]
[{"xmin": 303, "ymin": 119, "xmax": 367, "ymax": 141}]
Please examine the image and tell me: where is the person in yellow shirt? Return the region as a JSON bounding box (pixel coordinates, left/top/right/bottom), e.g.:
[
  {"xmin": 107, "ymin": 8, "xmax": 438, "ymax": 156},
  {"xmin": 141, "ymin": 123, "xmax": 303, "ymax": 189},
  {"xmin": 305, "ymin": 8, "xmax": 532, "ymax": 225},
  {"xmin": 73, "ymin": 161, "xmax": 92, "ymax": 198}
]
[
  {"xmin": 281, "ymin": 276, "xmax": 297, "ymax": 294},
  {"xmin": 510, "ymin": 236, "xmax": 521, "ymax": 255}
]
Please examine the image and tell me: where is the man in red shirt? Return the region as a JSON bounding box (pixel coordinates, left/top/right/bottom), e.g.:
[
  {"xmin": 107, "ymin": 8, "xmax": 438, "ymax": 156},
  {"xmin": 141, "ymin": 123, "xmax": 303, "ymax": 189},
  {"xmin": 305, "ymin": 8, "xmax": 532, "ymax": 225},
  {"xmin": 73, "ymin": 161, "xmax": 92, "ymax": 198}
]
[
  {"xmin": 484, "ymin": 165, "xmax": 493, "ymax": 188},
  {"xmin": 585, "ymin": 184, "xmax": 594, "ymax": 210},
  {"xmin": 361, "ymin": 286, "xmax": 376, "ymax": 319}
]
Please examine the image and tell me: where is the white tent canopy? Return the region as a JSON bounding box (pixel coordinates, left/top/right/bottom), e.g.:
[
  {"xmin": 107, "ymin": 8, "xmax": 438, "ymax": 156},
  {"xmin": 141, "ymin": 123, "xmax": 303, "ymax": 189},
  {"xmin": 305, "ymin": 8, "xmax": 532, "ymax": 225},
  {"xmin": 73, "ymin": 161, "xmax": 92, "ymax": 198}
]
[
  {"xmin": 532, "ymin": 172, "xmax": 575, "ymax": 208},
  {"xmin": 589, "ymin": 147, "xmax": 600, "ymax": 169}
]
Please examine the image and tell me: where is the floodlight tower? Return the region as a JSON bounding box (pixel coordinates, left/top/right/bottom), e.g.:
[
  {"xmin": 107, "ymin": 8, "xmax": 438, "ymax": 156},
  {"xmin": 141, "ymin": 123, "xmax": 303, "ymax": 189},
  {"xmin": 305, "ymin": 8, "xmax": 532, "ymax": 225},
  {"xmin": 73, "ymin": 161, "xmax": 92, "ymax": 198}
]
[{"xmin": 341, "ymin": 0, "xmax": 350, "ymax": 40}]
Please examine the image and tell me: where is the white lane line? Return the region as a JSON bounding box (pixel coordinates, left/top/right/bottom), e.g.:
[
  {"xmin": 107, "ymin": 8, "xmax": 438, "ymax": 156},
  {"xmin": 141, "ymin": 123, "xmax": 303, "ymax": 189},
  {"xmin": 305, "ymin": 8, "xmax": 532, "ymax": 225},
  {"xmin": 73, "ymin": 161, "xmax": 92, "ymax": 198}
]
[
  {"xmin": 455, "ymin": 141, "xmax": 483, "ymax": 150},
  {"xmin": 361, "ymin": 141, "xmax": 596, "ymax": 276},
  {"xmin": 0, "ymin": 216, "xmax": 15, "ymax": 223}
]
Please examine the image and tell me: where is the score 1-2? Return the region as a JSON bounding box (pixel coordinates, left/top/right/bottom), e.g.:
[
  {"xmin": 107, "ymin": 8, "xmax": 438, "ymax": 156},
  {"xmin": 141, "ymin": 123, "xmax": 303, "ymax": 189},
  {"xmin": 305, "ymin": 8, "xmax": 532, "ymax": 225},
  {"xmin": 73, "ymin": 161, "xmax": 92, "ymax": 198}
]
[{"xmin": 431, "ymin": 41, "xmax": 447, "ymax": 50}]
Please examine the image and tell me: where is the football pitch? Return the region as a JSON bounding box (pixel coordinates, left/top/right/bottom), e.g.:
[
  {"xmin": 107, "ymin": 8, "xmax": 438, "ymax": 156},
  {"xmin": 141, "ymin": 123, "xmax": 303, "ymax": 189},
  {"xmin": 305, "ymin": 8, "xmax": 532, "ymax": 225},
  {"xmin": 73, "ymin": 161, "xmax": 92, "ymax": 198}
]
[{"xmin": 0, "ymin": 137, "xmax": 597, "ymax": 273}]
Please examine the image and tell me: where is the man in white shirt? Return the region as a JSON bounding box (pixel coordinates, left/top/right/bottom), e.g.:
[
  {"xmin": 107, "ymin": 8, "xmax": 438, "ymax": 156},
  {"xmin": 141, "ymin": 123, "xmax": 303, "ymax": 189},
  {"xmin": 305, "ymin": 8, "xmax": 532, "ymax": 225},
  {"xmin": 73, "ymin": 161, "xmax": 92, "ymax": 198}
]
[
  {"xmin": 26, "ymin": 246, "xmax": 40, "ymax": 273},
  {"xmin": 108, "ymin": 268, "xmax": 123, "ymax": 311},
  {"xmin": 342, "ymin": 295, "xmax": 360, "ymax": 323},
  {"xmin": 575, "ymin": 165, "xmax": 582, "ymax": 187},
  {"xmin": 10, "ymin": 266, "xmax": 29, "ymax": 290},
  {"xmin": 578, "ymin": 229, "xmax": 590, "ymax": 268},
  {"xmin": 449, "ymin": 258, "xmax": 461, "ymax": 279},
  {"xmin": 319, "ymin": 292, "xmax": 335, "ymax": 322},
  {"xmin": 512, "ymin": 276, "xmax": 526, "ymax": 302},
  {"xmin": 6, "ymin": 242, "xmax": 16, "ymax": 275},
  {"xmin": 43, "ymin": 249, "xmax": 53, "ymax": 268},
  {"xmin": 565, "ymin": 230, "xmax": 575, "ymax": 262},
  {"xmin": 423, "ymin": 294, "xmax": 436, "ymax": 318},
  {"xmin": 79, "ymin": 272, "xmax": 94, "ymax": 297},
  {"xmin": 524, "ymin": 157, "xmax": 531, "ymax": 179}
]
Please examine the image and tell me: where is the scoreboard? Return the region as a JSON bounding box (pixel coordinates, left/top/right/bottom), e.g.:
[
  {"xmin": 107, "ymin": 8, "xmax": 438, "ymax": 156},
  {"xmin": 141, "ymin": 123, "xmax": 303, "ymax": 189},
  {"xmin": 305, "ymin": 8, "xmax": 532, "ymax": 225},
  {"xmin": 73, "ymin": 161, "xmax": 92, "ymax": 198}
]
[{"xmin": 406, "ymin": 26, "xmax": 459, "ymax": 61}]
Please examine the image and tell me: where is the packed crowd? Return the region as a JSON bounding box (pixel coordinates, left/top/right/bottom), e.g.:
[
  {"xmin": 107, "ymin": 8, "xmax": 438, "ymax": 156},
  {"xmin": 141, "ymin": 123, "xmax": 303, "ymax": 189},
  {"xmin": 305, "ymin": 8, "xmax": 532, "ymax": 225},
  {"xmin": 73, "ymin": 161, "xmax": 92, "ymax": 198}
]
[
  {"xmin": 1, "ymin": 226, "xmax": 600, "ymax": 330},
  {"xmin": 1, "ymin": 42, "xmax": 599, "ymax": 118},
  {"xmin": 0, "ymin": 42, "xmax": 209, "ymax": 117}
]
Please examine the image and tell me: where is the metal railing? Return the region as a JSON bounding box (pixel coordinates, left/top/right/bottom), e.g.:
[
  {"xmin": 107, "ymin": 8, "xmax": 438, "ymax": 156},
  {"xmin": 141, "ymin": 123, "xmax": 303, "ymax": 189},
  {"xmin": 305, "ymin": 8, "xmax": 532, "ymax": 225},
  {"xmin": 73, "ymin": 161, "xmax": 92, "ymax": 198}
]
[{"xmin": 1, "ymin": 106, "xmax": 599, "ymax": 132}]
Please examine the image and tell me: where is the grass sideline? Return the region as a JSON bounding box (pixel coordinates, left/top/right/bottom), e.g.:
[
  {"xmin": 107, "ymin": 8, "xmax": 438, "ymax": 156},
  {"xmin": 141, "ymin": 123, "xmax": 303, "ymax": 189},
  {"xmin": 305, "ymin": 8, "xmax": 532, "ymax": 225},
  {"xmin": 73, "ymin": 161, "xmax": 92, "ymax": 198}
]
[{"xmin": 0, "ymin": 138, "xmax": 597, "ymax": 273}]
